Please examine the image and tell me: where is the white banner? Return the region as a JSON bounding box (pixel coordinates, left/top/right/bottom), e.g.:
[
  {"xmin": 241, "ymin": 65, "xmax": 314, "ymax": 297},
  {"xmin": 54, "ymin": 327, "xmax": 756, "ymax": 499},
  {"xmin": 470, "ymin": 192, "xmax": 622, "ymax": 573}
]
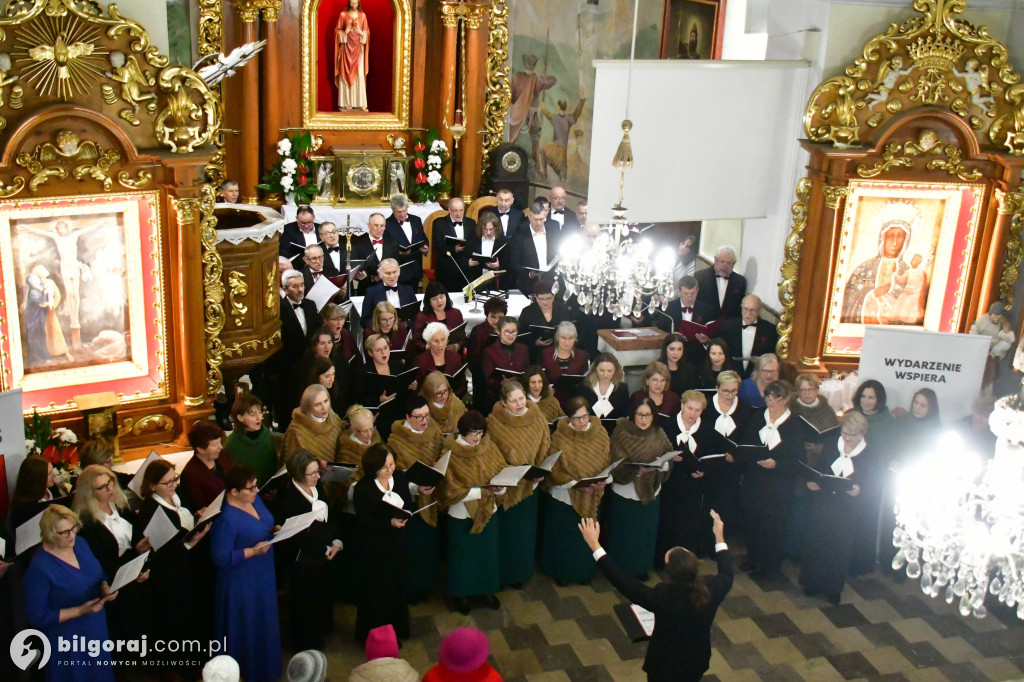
[
  {"xmin": 0, "ymin": 388, "xmax": 26, "ymax": 498},
  {"xmin": 857, "ymin": 328, "xmax": 989, "ymax": 423}
]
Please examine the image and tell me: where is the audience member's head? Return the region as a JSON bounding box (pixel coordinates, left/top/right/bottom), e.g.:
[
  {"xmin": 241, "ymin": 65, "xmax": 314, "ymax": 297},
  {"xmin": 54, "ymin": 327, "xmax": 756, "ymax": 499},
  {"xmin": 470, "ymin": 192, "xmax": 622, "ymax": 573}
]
[
  {"xmin": 203, "ymin": 655, "xmax": 241, "ymax": 682},
  {"xmin": 437, "ymin": 627, "xmax": 492, "ymax": 676},
  {"xmin": 285, "ymin": 650, "xmax": 327, "ymax": 682}
]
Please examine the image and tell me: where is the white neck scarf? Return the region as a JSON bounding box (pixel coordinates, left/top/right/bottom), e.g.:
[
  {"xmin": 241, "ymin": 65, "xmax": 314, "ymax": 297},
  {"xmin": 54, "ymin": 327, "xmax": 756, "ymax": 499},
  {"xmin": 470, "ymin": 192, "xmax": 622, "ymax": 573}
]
[
  {"xmin": 455, "ymin": 435, "xmax": 476, "ymax": 447},
  {"xmin": 403, "ymin": 421, "xmax": 425, "ymax": 434},
  {"xmin": 831, "ymin": 437, "xmax": 866, "ymax": 478},
  {"xmin": 100, "ymin": 507, "xmax": 133, "ymax": 557},
  {"xmin": 712, "ymin": 394, "xmax": 737, "ymax": 436},
  {"xmin": 310, "ymin": 413, "xmax": 327, "ymax": 423},
  {"xmin": 375, "ymin": 476, "xmax": 404, "ymax": 509},
  {"xmin": 528, "ymin": 394, "xmax": 542, "ymax": 403},
  {"xmin": 592, "ymin": 382, "xmax": 614, "ymax": 418},
  {"xmin": 293, "ymin": 480, "xmax": 329, "ymax": 522},
  {"xmin": 676, "ymin": 414, "xmax": 701, "ymax": 453},
  {"xmin": 759, "ymin": 408, "xmax": 791, "ymax": 450},
  {"xmin": 155, "ymin": 492, "xmax": 195, "ymax": 531}
]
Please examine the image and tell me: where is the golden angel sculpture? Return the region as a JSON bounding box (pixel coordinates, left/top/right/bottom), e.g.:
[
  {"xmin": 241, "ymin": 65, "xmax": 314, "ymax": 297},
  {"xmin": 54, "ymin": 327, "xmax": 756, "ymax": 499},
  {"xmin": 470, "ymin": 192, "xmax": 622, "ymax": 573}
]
[{"xmin": 335, "ymin": 0, "xmax": 369, "ymax": 111}]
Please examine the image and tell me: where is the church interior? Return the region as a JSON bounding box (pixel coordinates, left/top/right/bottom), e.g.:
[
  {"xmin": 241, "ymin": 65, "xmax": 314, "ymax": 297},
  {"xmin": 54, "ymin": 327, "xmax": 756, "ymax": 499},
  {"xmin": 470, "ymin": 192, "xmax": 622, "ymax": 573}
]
[{"xmin": 2, "ymin": 0, "xmax": 1024, "ymax": 679}]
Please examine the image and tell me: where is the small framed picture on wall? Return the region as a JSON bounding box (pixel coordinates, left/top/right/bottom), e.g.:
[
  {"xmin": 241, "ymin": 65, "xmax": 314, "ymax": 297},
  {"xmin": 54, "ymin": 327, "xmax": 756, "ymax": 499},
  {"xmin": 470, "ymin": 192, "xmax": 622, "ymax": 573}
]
[{"xmin": 659, "ymin": 0, "xmax": 725, "ymax": 60}]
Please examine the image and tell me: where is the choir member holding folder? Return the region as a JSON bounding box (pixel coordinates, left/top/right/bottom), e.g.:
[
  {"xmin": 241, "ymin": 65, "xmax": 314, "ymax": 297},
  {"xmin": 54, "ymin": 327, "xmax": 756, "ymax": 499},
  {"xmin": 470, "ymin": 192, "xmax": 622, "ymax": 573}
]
[
  {"xmin": 275, "ymin": 450, "xmax": 342, "ymax": 648},
  {"xmin": 606, "ymin": 396, "xmax": 675, "ymax": 578},
  {"xmin": 73, "ymin": 465, "xmax": 151, "ymax": 657},
  {"xmin": 486, "ymin": 381, "xmax": 551, "ymax": 588},
  {"xmin": 421, "ymin": 371, "xmax": 467, "ymax": 433},
  {"xmin": 739, "ymin": 380, "xmax": 803, "ymax": 578},
  {"xmin": 540, "ymin": 321, "xmax": 590, "ymax": 408},
  {"xmin": 134, "ymin": 459, "xmax": 212, "ymax": 667},
  {"xmin": 799, "ymin": 412, "xmax": 875, "ymax": 605},
  {"xmin": 440, "ymin": 411, "xmax": 507, "ymax": 613},
  {"xmin": 700, "ymin": 371, "xmax": 753, "ymax": 530},
  {"xmin": 414, "ymin": 322, "xmax": 465, "ymax": 384},
  {"xmin": 524, "ymin": 365, "xmax": 565, "ymax": 422},
  {"xmin": 224, "ymin": 393, "xmax": 278, "ymax": 486},
  {"xmin": 577, "ymin": 353, "xmax": 630, "ymax": 424},
  {"xmin": 210, "ymin": 464, "xmax": 282, "ymax": 682},
  {"xmin": 363, "ymin": 333, "xmax": 419, "ymax": 439},
  {"xmin": 388, "ymin": 396, "xmax": 443, "ymax": 603},
  {"xmin": 540, "ymin": 397, "xmax": 611, "ymax": 586},
  {"xmin": 579, "ymin": 511, "xmax": 733, "ymax": 682},
  {"xmin": 369, "ymin": 300, "xmax": 411, "ymax": 354},
  {"xmin": 24, "ymin": 506, "xmax": 121, "ymax": 682},
  {"xmin": 481, "ymin": 316, "xmax": 530, "ymax": 412},
  {"xmin": 180, "ymin": 422, "xmax": 234, "ymax": 513},
  {"xmin": 9, "ymin": 455, "xmax": 62, "ymax": 529},
  {"xmin": 465, "ymin": 212, "xmax": 507, "ymax": 287},
  {"xmin": 353, "ymin": 444, "xmax": 416, "ymax": 642},
  {"xmin": 517, "ymin": 279, "xmax": 572, "ymax": 361},
  {"xmin": 410, "ymin": 282, "xmax": 466, "ymax": 356},
  {"xmin": 284, "ymin": 384, "xmax": 345, "ymax": 465}
]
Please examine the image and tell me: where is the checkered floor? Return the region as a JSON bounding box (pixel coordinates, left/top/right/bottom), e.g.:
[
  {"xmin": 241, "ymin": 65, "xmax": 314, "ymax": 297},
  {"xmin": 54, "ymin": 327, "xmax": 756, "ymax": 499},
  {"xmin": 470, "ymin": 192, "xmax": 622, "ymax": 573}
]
[{"xmin": 312, "ymin": 545, "xmax": 1024, "ymax": 681}]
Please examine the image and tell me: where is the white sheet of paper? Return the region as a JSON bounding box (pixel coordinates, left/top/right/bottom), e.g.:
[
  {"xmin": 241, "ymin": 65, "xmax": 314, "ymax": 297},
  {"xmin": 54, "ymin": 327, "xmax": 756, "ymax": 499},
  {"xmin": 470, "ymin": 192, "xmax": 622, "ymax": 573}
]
[
  {"xmin": 489, "ymin": 464, "xmax": 532, "ymax": 487},
  {"xmin": 0, "ymin": 536, "xmax": 6, "ymax": 559},
  {"xmin": 260, "ymin": 466, "xmax": 288, "ymax": 491},
  {"xmin": 305, "ymin": 275, "xmax": 340, "ymax": 311},
  {"xmin": 199, "ymin": 491, "xmax": 224, "ymax": 520},
  {"xmin": 630, "ymin": 604, "xmax": 655, "ymax": 637},
  {"xmin": 433, "ymin": 451, "xmax": 451, "ymax": 476},
  {"xmin": 143, "ymin": 507, "xmax": 180, "ymax": 551},
  {"xmin": 699, "ymin": 453, "xmax": 728, "ymax": 461},
  {"xmin": 128, "ymin": 452, "xmax": 162, "ymax": 497},
  {"xmin": 538, "ymin": 450, "xmax": 562, "ymax": 472},
  {"xmin": 15, "ymin": 509, "xmax": 44, "ymax": 556},
  {"xmin": 266, "ymin": 509, "xmax": 321, "ymax": 545},
  {"xmin": 632, "ymin": 450, "xmax": 681, "ymax": 468},
  {"xmin": 109, "ymin": 550, "xmax": 150, "ymax": 593}
]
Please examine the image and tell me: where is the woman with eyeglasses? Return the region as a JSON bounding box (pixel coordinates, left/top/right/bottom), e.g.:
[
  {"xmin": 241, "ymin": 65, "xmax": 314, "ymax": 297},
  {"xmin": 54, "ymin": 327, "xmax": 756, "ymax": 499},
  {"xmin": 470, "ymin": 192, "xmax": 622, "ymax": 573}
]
[
  {"xmin": 134, "ymin": 459, "xmax": 212, "ymax": 670},
  {"xmin": 353, "ymin": 443, "xmax": 415, "ymax": 642},
  {"xmin": 540, "ymin": 396, "xmax": 611, "ymax": 586},
  {"xmin": 284, "ymin": 384, "xmax": 345, "ymax": 466},
  {"xmin": 274, "ymin": 450, "xmax": 342, "ymax": 649},
  {"xmin": 737, "ymin": 353, "xmax": 780, "ymax": 409},
  {"xmin": 223, "ymin": 393, "xmax": 277, "ymax": 487},
  {"xmin": 540, "ymin": 321, "xmax": 590, "ymax": 408},
  {"xmin": 633, "ymin": 361, "xmax": 681, "ymax": 421},
  {"xmin": 441, "ymin": 411, "xmax": 507, "ymax": 614},
  {"xmin": 411, "ymin": 282, "xmax": 465, "ymax": 357},
  {"xmin": 523, "ymin": 365, "xmax": 564, "ymax": 423},
  {"xmin": 799, "ymin": 412, "xmax": 876, "ymax": 605},
  {"xmin": 696, "ymin": 338, "xmax": 737, "ymax": 389},
  {"xmin": 739, "ymin": 380, "xmax": 803, "ymax": 578},
  {"xmin": 518, "ymin": 278, "xmax": 572, "ymax": 362},
  {"xmin": 370, "ymin": 301, "xmax": 410, "ymax": 353},
  {"xmin": 480, "ymin": 316, "xmax": 530, "ymax": 412},
  {"xmin": 210, "ymin": 464, "xmax": 281, "ymax": 682},
  {"xmin": 363, "ymin": 332, "xmax": 417, "ymax": 439},
  {"xmin": 486, "ymin": 380, "xmax": 551, "ymax": 588},
  {"xmin": 72, "ymin": 465, "xmax": 151, "ymax": 662},
  {"xmin": 23, "ymin": 505, "xmax": 120, "ymax": 681},
  {"xmin": 700, "ymin": 371, "xmax": 752, "ymax": 531},
  {"xmin": 605, "ymin": 396, "xmax": 674, "ymax": 579},
  {"xmin": 386, "ymin": 396, "xmax": 442, "ymax": 604},
  {"xmin": 467, "ymin": 297, "xmax": 507, "ymax": 411},
  {"xmin": 420, "ymin": 371, "xmax": 467, "ymax": 433}
]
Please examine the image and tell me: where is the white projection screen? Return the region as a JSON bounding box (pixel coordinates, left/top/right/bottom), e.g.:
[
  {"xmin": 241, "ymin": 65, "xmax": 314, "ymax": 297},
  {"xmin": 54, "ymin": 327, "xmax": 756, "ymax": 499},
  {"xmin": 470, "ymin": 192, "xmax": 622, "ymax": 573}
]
[{"xmin": 587, "ymin": 59, "xmax": 810, "ymax": 224}]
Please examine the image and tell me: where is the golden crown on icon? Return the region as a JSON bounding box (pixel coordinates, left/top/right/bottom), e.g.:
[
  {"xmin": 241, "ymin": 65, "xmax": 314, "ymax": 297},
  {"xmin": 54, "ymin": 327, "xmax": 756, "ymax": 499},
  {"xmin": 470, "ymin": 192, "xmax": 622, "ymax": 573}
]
[{"xmin": 908, "ymin": 35, "xmax": 967, "ymax": 72}]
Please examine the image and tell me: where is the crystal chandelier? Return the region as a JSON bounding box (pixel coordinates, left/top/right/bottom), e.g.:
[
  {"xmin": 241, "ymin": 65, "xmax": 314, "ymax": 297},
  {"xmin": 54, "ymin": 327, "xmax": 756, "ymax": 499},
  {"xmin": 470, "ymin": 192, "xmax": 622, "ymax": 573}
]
[
  {"xmin": 555, "ymin": 208, "xmax": 676, "ymax": 319},
  {"xmin": 892, "ymin": 392, "xmax": 1024, "ymax": 620}
]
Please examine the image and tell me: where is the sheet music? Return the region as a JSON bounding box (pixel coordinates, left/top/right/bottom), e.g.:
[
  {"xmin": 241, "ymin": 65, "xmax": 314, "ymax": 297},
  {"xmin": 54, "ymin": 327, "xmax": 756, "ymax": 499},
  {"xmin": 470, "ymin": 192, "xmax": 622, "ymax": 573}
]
[
  {"xmin": 306, "ymin": 275, "xmax": 341, "ymax": 311},
  {"xmin": 109, "ymin": 550, "xmax": 151, "ymax": 593},
  {"xmin": 143, "ymin": 507, "xmax": 180, "ymax": 551},
  {"xmin": 630, "ymin": 604, "xmax": 656, "ymax": 637},
  {"xmin": 128, "ymin": 452, "xmax": 162, "ymax": 497}
]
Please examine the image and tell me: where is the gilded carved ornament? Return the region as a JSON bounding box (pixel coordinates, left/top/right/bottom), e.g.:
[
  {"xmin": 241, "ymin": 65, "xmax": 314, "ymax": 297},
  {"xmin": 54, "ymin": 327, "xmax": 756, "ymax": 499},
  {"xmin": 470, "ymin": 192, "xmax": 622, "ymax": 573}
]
[
  {"xmin": 10, "ymin": 129, "xmax": 151, "ymax": 195},
  {"xmin": 196, "ymin": 0, "xmax": 223, "ymax": 58},
  {"xmin": 856, "ymin": 128, "xmax": 982, "ymax": 181},
  {"xmin": 227, "ymin": 271, "xmax": 248, "ymax": 327},
  {"xmin": 235, "ymin": 0, "xmax": 282, "ymax": 23},
  {"xmin": 118, "ymin": 413, "xmax": 174, "ymax": 436},
  {"xmin": 822, "ymin": 184, "xmax": 848, "ymax": 209},
  {"xmin": 265, "ymin": 267, "xmax": 277, "ymax": 312},
  {"xmin": 775, "ymin": 177, "xmax": 812, "ymax": 361},
  {"xmin": 998, "ymin": 190, "xmax": 1024, "ymax": 309},
  {"xmin": 220, "ymin": 330, "xmax": 281, "ymax": 360},
  {"xmin": 803, "ymin": 0, "xmax": 1024, "ymax": 155},
  {"xmin": 482, "ymin": 0, "xmax": 511, "ymax": 163},
  {"xmin": 199, "ymin": 184, "xmax": 226, "ymax": 394}
]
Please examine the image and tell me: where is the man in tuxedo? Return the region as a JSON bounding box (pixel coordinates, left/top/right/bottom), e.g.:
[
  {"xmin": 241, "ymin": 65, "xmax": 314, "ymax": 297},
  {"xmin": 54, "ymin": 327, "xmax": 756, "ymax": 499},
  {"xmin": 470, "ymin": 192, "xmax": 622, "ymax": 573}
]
[
  {"xmin": 300, "ymin": 245, "xmax": 329, "ymax": 292},
  {"xmin": 360, "ymin": 258, "xmax": 417, "ymax": 329},
  {"xmin": 496, "ymin": 188, "xmax": 528, "ymax": 239},
  {"xmin": 550, "ymin": 186, "xmax": 579, "ymax": 231},
  {"xmin": 385, "ymin": 194, "xmax": 429, "ymax": 289},
  {"xmin": 350, "ymin": 212, "xmax": 397, "ymax": 295},
  {"xmin": 661, "ymin": 275, "xmax": 716, "ymax": 367},
  {"xmin": 574, "ymin": 198, "xmax": 588, "ymax": 229},
  {"xmin": 434, "ymin": 197, "xmax": 477, "ymax": 292},
  {"xmin": 695, "ymin": 245, "xmax": 746, "ymax": 319},
  {"xmin": 268, "ymin": 269, "xmax": 318, "ymax": 427},
  {"xmin": 721, "ymin": 294, "xmax": 779, "ymax": 378},
  {"xmin": 510, "ymin": 199, "xmax": 561, "ymax": 293},
  {"xmin": 318, "ymin": 222, "xmax": 343, "ymax": 277},
  {"xmin": 279, "ymin": 205, "xmax": 321, "ymax": 263}
]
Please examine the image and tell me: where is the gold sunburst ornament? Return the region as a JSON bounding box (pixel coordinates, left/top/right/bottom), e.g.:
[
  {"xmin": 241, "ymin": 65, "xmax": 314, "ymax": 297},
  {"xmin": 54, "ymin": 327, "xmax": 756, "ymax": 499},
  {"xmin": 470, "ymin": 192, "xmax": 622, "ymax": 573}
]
[{"xmin": 13, "ymin": 14, "xmax": 108, "ymax": 100}]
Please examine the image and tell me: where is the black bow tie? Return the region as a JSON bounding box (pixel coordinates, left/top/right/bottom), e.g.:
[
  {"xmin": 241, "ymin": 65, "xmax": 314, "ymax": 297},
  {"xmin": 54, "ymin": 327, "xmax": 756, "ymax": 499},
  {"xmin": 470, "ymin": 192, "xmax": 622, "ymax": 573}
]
[
  {"xmin": 743, "ymin": 323, "xmax": 757, "ymax": 329},
  {"xmin": 384, "ymin": 286, "xmax": 398, "ymax": 292},
  {"xmin": 326, "ymin": 246, "xmax": 340, "ymax": 253},
  {"xmin": 499, "ymin": 211, "xmax": 508, "ymax": 216},
  {"xmin": 290, "ymin": 302, "xmax": 301, "ymax": 310},
  {"xmin": 453, "ymin": 222, "xmax": 462, "ymax": 227},
  {"xmin": 553, "ymin": 209, "xmax": 564, "ymax": 215},
  {"xmin": 717, "ymin": 275, "xmax": 729, "ymax": 280},
  {"xmin": 682, "ymin": 307, "xmax": 693, "ymax": 314}
]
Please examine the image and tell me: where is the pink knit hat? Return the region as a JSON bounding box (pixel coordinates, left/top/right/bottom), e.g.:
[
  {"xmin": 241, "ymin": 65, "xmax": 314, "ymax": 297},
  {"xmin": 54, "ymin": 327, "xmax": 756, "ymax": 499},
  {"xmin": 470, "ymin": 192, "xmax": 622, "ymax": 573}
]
[
  {"xmin": 439, "ymin": 627, "xmax": 490, "ymax": 674},
  {"xmin": 365, "ymin": 624, "xmax": 399, "ymax": 661}
]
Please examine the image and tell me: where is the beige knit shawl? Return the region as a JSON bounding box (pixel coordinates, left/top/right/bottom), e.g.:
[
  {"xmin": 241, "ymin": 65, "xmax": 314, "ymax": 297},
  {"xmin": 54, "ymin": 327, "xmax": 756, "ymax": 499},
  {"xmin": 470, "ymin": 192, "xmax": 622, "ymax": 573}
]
[
  {"xmin": 388, "ymin": 419, "xmax": 444, "ymax": 526},
  {"xmin": 609, "ymin": 418, "xmax": 674, "ymax": 504},
  {"xmin": 547, "ymin": 417, "xmax": 611, "ymax": 518},
  {"xmin": 486, "ymin": 401, "xmax": 551, "ymax": 509},
  {"xmin": 441, "ymin": 434, "xmax": 507, "ymax": 533}
]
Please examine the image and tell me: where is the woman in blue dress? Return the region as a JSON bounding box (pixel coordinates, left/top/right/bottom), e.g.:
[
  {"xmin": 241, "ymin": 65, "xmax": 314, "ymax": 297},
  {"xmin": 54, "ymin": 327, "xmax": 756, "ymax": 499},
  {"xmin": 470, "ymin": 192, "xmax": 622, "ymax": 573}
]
[
  {"xmin": 23, "ymin": 505, "xmax": 118, "ymax": 682},
  {"xmin": 210, "ymin": 464, "xmax": 282, "ymax": 682}
]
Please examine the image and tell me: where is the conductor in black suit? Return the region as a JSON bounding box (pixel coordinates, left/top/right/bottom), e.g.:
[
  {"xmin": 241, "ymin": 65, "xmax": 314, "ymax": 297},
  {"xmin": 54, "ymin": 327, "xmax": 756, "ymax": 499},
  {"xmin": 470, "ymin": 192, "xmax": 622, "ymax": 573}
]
[
  {"xmin": 350, "ymin": 212, "xmax": 398, "ymax": 295},
  {"xmin": 279, "ymin": 205, "xmax": 322, "ymax": 263},
  {"xmin": 579, "ymin": 513, "xmax": 733, "ymax": 682},
  {"xmin": 385, "ymin": 194, "xmax": 429, "ymax": 288},
  {"xmin": 360, "ymin": 258, "xmax": 417, "ymax": 330},
  {"xmin": 695, "ymin": 245, "xmax": 746, "ymax": 319},
  {"xmin": 510, "ymin": 198, "xmax": 561, "ymax": 293},
  {"xmin": 549, "ymin": 186, "xmax": 579, "ymax": 232},
  {"xmin": 496, "ymin": 188, "xmax": 528, "ymax": 240},
  {"xmin": 660, "ymin": 275, "xmax": 716, "ymax": 368},
  {"xmin": 434, "ymin": 197, "xmax": 477, "ymax": 292},
  {"xmin": 720, "ymin": 294, "xmax": 779, "ymax": 378}
]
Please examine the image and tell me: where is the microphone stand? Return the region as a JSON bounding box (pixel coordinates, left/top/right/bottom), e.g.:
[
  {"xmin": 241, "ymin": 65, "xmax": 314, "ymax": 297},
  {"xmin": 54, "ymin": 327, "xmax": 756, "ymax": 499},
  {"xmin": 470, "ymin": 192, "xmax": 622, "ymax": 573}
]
[
  {"xmin": 652, "ymin": 307, "xmax": 675, "ymax": 334},
  {"xmin": 447, "ymin": 250, "xmax": 478, "ymax": 313}
]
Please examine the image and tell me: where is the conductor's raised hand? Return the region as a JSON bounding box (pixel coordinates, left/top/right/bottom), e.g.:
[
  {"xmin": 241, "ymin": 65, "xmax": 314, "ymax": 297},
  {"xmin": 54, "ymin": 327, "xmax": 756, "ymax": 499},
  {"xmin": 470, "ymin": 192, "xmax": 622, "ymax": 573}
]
[
  {"xmin": 709, "ymin": 509, "xmax": 725, "ymax": 542},
  {"xmin": 578, "ymin": 517, "xmax": 601, "ymax": 551}
]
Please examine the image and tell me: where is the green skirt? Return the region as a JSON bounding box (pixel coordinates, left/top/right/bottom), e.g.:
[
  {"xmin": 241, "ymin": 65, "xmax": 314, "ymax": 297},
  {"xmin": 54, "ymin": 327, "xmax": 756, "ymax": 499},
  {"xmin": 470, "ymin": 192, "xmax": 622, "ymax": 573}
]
[
  {"xmin": 497, "ymin": 494, "xmax": 538, "ymax": 586},
  {"xmin": 403, "ymin": 514, "xmax": 440, "ymax": 596},
  {"xmin": 539, "ymin": 493, "xmax": 596, "ymax": 584},
  {"xmin": 447, "ymin": 516, "xmax": 501, "ymax": 597},
  {"xmin": 604, "ymin": 492, "xmax": 661, "ymax": 577}
]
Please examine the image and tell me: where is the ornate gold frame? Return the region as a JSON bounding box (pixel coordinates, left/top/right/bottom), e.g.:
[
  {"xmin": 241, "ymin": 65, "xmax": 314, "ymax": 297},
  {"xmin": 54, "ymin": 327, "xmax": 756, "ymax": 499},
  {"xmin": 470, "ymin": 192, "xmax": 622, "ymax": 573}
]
[
  {"xmin": 301, "ymin": 0, "xmax": 412, "ymax": 131},
  {"xmin": 482, "ymin": 0, "xmax": 511, "ymax": 164}
]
